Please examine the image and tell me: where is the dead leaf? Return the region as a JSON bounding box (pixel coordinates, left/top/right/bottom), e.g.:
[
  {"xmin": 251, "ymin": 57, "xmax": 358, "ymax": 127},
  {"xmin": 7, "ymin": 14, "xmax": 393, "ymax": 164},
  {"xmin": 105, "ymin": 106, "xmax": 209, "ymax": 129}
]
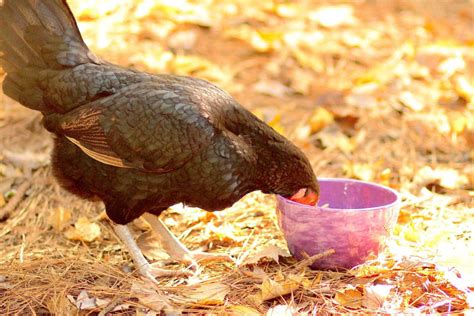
[
  {"xmin": 251, "ymin": 273, "xmax": 309, "ymax": 303},
  {"xmin": 413, "ymin": 166, "xmax": 469, "ymax": 190},
  {"xmin": 253, "ymin": 80, "xmax": 291, "ymax": 98},
  {"xmin": 228, "ymin": 305, "xmax": 261, "ymax": 316},
  {"xmin": 308, "ymin": 107, "xmax": 334, "ymax": 134},
  {"xmin": 399, "ymin": 91, "xmax": 425, "ymax": 111},
  {"xmin": 64, "ymin": 216, "xmax": 101, "ymax": 242},
  {"xmin": 334, "ymin": 287, "xmax": 363, "ymax": 309},
  {"xmin": 49, "ymin": 207, "xmax": 72, "ymax": 232},
  {"xmin": 454, "ymin": 76, "xmax": 474, "ymax": 103},
  {"xmin": 241, "ymin": 245, "xmax": 290, "ymax": 265},
  {"xmin": 308, "ymin": 5, "xmax": 357, "ymax": 28},
  {"xmin": 67, "ymin": 290, "xmax": 110, "ymax": 311},
  {"xmin": 131, "ymin": 281, "xmax": 171, "ymax": 312},
  {"xmin": 343, "ymin": 163, "xmax": 374, "ymax": 182},
  {"xmin": 183, "ymin": 282, "xmax": 230, "ymax": 305},
  {"xmin": 363, "ymin": 284, "xmax": 393, "ymax": 309},
  {"xmin": 136, "ymin": 231, "xmax": 169, "ymax": 261},
  {"xmin": 316, "ymin": 125, "xmax": 355, "ymax": 153},
  {"xmin": 266, "ymin": 304, "xmax": 298, "ymax": 316}
]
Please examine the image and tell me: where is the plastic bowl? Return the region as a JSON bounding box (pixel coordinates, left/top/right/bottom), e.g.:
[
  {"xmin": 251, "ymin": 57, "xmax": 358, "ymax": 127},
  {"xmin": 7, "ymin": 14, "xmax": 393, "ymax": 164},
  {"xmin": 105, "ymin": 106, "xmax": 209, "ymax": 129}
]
[{"xmin": 276, "ymin": 178, "xmax": 400, "ymax": 270}]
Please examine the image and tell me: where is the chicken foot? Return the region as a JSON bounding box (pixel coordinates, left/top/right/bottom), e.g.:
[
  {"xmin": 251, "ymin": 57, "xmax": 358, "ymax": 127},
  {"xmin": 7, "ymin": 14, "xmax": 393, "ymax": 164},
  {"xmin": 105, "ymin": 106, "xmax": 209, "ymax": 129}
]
[
  {"xmin": 113, "ymin": 224, "xmax": 192, "ymax": 283},
  {"xmin": 142, "ymin": 213, "xmax": 233, "ymax": 272}
]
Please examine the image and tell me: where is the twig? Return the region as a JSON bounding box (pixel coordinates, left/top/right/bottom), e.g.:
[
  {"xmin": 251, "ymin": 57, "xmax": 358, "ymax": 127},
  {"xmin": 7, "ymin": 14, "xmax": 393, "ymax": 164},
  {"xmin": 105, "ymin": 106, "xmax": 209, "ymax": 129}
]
[
  {"xmin": 98, "ymin": 297, "xmax": 125, "ymax": 316},
  {"xmin": 294, "ymin": 249, "xmax": 336, "ymax": 270},
  {"xmin": 0, "ymin": 180, "xmax": 31, "ymax": 221}
]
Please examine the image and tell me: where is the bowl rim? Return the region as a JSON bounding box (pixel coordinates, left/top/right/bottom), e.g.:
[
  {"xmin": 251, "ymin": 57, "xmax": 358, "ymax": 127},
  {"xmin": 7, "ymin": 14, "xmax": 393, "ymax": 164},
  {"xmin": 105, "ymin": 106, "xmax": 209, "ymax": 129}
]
[{"xmin": 277, "ymin": 177, "xmax": 401, "ymax": 212}]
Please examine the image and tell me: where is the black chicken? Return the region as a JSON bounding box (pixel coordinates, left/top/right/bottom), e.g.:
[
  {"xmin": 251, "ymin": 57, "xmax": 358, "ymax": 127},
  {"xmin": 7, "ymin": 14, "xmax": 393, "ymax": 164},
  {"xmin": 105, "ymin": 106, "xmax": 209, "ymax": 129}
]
[{"xmin": 0, "ymin": 0, "xmax": 319, "ymax": 281}]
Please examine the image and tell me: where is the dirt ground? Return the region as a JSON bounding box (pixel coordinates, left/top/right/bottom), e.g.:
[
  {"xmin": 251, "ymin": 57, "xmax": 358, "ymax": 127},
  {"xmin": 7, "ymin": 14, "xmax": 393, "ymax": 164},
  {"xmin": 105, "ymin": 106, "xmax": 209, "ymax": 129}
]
[{"xmin": 0, "ymin": 0, "xmax": 473, "ymax": 314}]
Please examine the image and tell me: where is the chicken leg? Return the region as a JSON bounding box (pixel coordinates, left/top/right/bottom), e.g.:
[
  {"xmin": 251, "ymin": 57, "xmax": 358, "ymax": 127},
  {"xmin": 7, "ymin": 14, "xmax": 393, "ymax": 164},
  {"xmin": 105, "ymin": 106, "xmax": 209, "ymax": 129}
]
[
  {"xmin": 142, "ymin": 213, "xmax": 233, "ymax": 271},
  {"xmin": 113, "ymin": 224, "xmax": 192, "ymax": 283}
]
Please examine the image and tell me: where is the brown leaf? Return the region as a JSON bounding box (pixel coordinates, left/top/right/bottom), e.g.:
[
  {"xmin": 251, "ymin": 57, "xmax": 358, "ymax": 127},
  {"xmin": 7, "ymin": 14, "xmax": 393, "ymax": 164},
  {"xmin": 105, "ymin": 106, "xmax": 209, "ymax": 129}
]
[
  {"xmin": 131, "ymin": 281, "xmax": 171, "ymax": 312},
  {"xmin": 64, "ymin": 216, "xmax": 101, "ymax": 242},
  {"xmin": 334, "ymin": 287, "xmax": 363, "ymax": 309},
  {"xmin": 183, "ymin": 282, "xmax": 230, "ymax": 305},
  {"xmin": 49, "ymin": 207, "xmax": 72, "ymax": 232},
  {"xmin": 228, "ymin": 305, "xmax": 261, "ymax": 316},
  {"xmin": 241, "ymin": 245, "xmax": 290, "ymax": 265}
]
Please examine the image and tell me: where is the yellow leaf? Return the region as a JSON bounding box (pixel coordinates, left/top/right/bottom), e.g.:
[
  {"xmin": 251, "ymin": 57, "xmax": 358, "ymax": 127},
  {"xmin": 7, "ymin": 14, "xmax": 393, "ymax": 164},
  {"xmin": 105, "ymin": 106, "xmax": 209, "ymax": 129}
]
[
  {"xmin": 64, "ymin": 216, "xmax": 101, "ymax": 242},
  {"xmin": 49, "ymin": 207, "xmax": 72, "ymax": 232},
  {"xmin": 309, "ymin": 107, "xmax": 334, "ymax": 134},
  {"xmin": 257, "ymin": 273, "xmax": 307, "ymax": 302},
  {"xmin": 317, "ymin": 125, "xmax": 355, "ymax": 154},
  {"xmin": 228, "ymin": 305, "xmax": 261, "ymax": 316},
  {"xmin": 344, "ymin": 163, "xmax": 374, "ymax": 182},
  {"xmin": 183, "ymin": 282, "xmax": 230, "ymax": 305},
  {"xmin": 0, "ymin": 194, "xmax": 5, "ymax": 208},
  {"xmin": 241, "ymin": 245, "xmax": 290, "ymax": 265},
  {"xmin": 334, "ymin": 287, "xmax": 363, "ymax": 309},
  {"xmin": 261, "ymin": 278, "xmax": 298, "ymax": 301},
  {"xmin": 451, "ymin": 115, "xmax": 468, "ymax": 134},
  {"xmin": 455, "ymin": 76, "xmax": 474, "ymax": 103}
]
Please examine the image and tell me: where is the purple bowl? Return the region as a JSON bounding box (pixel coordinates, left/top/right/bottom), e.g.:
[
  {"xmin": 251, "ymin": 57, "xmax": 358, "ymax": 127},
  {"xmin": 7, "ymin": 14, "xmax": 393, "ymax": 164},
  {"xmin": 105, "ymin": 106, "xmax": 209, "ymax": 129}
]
[{"xmin": 276, "ymin": 178, "xmax": 400, "ymax": 270}]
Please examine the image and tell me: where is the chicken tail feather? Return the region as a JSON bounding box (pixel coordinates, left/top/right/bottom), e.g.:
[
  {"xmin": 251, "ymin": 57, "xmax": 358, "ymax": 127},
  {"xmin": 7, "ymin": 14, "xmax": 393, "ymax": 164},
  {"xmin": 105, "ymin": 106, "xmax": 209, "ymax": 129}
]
[{"xmin": 0, "ymin": 0, "xmax": 99, "ymax": 111}]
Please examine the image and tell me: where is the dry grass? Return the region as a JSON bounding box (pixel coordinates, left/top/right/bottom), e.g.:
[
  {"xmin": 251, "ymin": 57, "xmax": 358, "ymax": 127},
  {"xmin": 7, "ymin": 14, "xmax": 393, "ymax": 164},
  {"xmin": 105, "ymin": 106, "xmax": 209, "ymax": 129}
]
[{"xmin": 0, "ymin": 0, "xmax": 473, "ymax": 314}]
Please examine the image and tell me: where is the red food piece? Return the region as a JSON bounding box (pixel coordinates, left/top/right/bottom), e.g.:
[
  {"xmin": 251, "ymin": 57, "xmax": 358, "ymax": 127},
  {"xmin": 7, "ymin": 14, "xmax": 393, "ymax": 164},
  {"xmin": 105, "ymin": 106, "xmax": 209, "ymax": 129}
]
[{"xmin": 290, "ymin": 188, "xmax": 319, "ymax": 206}]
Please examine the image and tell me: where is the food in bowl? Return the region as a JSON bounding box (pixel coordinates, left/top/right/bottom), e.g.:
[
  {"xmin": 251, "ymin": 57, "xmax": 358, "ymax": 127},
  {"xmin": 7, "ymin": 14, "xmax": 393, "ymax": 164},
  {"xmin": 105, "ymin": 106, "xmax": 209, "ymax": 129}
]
[{"xmin": 277, "ymin": 178, "xmax": 400, "ymax": 269}]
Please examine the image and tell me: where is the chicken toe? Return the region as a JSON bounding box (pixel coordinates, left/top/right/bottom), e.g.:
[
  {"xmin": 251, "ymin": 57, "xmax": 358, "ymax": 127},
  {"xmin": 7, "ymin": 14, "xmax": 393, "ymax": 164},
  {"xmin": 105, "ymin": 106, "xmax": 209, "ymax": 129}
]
[
  {"xmin": 142, "ymin": 213, "xmax": 234, "ymax": 270},
  {"xmin": 112, "ymin": 223, "xmax": 191, "ymax": 283}
]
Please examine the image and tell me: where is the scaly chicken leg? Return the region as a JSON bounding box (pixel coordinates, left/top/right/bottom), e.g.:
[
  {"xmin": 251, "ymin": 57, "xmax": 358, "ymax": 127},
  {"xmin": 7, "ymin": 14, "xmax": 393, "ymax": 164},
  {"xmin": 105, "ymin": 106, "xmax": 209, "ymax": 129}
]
[
  {"xmin": 113, "ymin": 224, "xmax": 192, "ymax": 283},
  {"xmin": 142, "ymin": 213, "xmax": 233, "ymax": 271}
]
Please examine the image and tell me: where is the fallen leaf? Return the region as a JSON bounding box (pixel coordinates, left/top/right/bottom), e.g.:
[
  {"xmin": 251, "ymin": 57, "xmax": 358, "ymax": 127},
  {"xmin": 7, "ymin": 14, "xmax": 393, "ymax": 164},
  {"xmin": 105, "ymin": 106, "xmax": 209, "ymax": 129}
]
[
  {"xmin": 438, "ymin": 55, "xmax": 465, "ymax": 77},
  {"xmin": 413, "ymin": 166, "xmax": 469, "ymax": 190},
  {"xmin": 252, "ymin": 273, "xmax": 308, "ymax": 303},
  {"xmin": 316, "ymin": 125, "xmax": 355, "ymax": 154},
  {"xmin": 0, "ymin": 194, "xmax": 5, "ymax": 208},
  {"xmin": 308, "ymin": 107, "xmax": 334, "ymax": 134},
  {"xmin": 343, "ymin": 163, "xmax": 374, "ymax": 182},
  {"xmin": 65, "ymin": 216, "xmax": 101, "ymax": 242},
  {"xmin": 267, "ymin": 304, "xmax": 298, "ymax": 316},
  {"xmin": 183, "ymin": 282, "xmax": 230, "ymax": 305},
  {"xmin": 241, "ymin": 245, "xmax": 290, "ymax": 265},
  {"xmin": 253, "ymin": 80, "xmax": 291, "ymax": 98},
  {"xmin": 308, "ymin": 5, "xmax": 357, "ymax": 28},
  {"xmin": 49, "ymin": 207, "xmax": 72, "ymax": 232},
  {"xmin": 334, "ymin": 287, "xmax": 363, "ymax": 309},
  {"xmin": 363, "ymin": 284, "xmax": 393, "ymax": 309},
  {"xmin": 399, "ymin": 91, "xmax": 425, "ymax": 111},
  {"xmin": 454, "ymin": 76, "xmax": 474, "ymax": 103},
  {"xmin": 67, "ymin": 290, "xmax": 110, "ymax": 311},
  {"xmin": 131, "ymin": 281, "xmax": 171, "ymax": 312},
  {"xmin": 136, "ymin": 231, "xmax": 169, "ymax": 261},
  {"xmin": 228, "ymin": 305, "xmax": 261, "ymax": 316}
]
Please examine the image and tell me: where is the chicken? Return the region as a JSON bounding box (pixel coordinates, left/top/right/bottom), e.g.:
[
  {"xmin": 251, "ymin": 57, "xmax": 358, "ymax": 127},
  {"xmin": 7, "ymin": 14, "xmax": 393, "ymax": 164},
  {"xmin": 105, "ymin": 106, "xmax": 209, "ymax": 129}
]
[{"xmin": 0, "ymin": 0, "xmax": 319, "ymax": 281}]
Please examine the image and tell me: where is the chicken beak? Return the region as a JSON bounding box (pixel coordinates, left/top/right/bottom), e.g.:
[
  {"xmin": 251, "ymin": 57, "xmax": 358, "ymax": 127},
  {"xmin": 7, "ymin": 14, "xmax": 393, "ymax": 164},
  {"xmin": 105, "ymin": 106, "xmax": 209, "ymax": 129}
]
[{"xmin": 289, "ymin": 188, "xmax": 319, "ymax": 206}]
